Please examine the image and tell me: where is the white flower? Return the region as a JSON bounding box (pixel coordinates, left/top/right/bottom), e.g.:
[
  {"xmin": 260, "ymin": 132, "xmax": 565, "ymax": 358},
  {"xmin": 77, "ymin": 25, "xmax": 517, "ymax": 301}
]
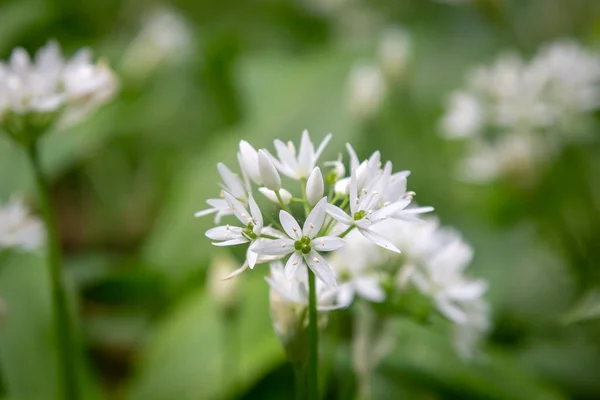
[
  {"xmin": 329, "ymin": 230, "xmax": 387, "ymax": 304},
  {"xmin": 253, "ymin": 198, "xmax": 345, "ymax": 287},
  {"xmin": 347, "ymin": 63, "xmax": 386, "ymax": 120},
  {"xmin": 0, "ymin": 40, "xmax": 117, "ymax": 139},
  {"xmin": 268, "ymin": 130, "xmax": 332, "ymax": 180},
  {"xmin": 378, "ymin": 26, "xmax": 411, "ymax": 80},
  {"xmin": 440, "ymin": 39, "xmax": 600, "ymax": 183},
  {"xmin": 324, "ymin": 153, "xmax": 345, "ymax": 182},
  {"xmin": 0, "ymin": 197, "xmax": 45, "ymax": 252},
  {"xmin": 305, "ymin": 167, "xmax": 324, "ymax": 206},
  {"xmin": 194, "ymin": 162, "xmax": 247, "ymax": 223},
  {"xmin": 205, "ymin": 192, "xmax": 264, "ymax": 268},
  {"xmin": 327, "ymin": 166, "xmax": 412, "ymax": 253},
  {"xmin": 266, "ymin": 262, "xmax": 350, "ymax": 311},
  {"xmin": 257, "ymin": 149, "xmax": 281, "ymax": 191}
]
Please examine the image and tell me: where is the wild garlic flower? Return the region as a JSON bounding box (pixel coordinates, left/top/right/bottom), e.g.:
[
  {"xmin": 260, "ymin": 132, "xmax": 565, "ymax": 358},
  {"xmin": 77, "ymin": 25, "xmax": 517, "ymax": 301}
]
[
  {"xmin": 0, "ymin": 197, "xmax": 45, "ymax": 252},
  {"xmin": 0, "ymin": 40, "xmax": 117, "ymax": 145},
  {"xmin": 329, "ymin": 215, "xmax": 490, "ymax": 357},
  {"xmin": 441, "ymin": 39, "xmax": 600, "ymax": 183},
  {"xmin": 196, "ymin": 130, "xmax": 431, "ymax": 288},
  {"xmin": 347, "ymin": 63, "xmax": 386, "ymax": 120}
]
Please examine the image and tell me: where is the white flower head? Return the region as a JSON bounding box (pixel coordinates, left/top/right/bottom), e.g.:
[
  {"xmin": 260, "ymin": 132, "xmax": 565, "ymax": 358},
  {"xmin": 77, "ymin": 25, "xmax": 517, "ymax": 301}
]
[
  {"xmin": 0, "ymin": 197, "xmax": 45, "ymax": 252},
  {"xmin": 194, "ymin": 162, "xmax": 248, "ymax": 223},
  {"xmin": 0, "ymin": 40, "xmax": 117, "ymax": 143},
  {"xmin": 268, "ymin": 130, "xmax": 332, "ymax": 180},
  {"xmin": 254, "ymin": 197, "xmax": 345, "ymax": 287}
]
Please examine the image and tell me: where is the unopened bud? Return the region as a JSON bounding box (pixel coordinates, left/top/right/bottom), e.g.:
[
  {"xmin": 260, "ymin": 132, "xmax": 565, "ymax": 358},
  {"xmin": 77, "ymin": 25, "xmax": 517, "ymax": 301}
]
[
  {"xmin": 258, "ymin": 150, "xmax": 281, "ymax": 191},
  {"xmin": 305, "ymin": 167, "xmax": 325, "ymax": 206},
  {"xmin": 258, "ymin": 187, "xmax": 292, "ymax": 205}
]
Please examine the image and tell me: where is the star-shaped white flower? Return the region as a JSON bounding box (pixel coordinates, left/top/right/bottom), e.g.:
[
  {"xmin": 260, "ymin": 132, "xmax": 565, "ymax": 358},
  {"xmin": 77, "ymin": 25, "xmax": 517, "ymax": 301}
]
[
  {"xmin": 205, "ymin": 192, "xmax": 264, "ymax": 268},
  {"xmin": 0, "ymin": 197, "xmax": 45, "ymax": 252},
  {"xmin": 253, "ymin": 197, "xmax": 344, "ymax": 287},
  {"xmin": 326, "ymin": 166, "xmax": 409, "ymax": 253},
  {"xmin": 195, "ymin": 162, "xmax": 247, "ymax": 223},
  {"xmin": 268, "ymin": 130, "xmax": 332, "ymax": 180}
]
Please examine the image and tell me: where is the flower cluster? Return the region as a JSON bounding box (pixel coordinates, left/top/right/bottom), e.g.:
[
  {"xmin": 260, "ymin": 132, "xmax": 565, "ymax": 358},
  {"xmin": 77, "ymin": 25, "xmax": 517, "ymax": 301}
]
[
  {"xmin": 329, "ymin": 217, "xmax": 490, "ymax": 358},
  {"xmin": 0, "ymin": 197, "xmax": 45, "ymax": 252},
  {"xmin": 196, "ymin": 130, "xmax": 431, "ymax": 294},
  {"xmin": 0, "ymin": 40, "xmax": 117, "ymax": 145},
  {"xmin": 440, "ymin": 40, "xmax": 600, "ymax": 183}
]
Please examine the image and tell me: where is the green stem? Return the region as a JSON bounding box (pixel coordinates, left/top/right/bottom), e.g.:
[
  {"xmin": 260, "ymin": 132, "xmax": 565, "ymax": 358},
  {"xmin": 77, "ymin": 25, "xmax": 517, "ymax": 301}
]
[
  {"xmin": 276, "ymin": 190, "xmax": 291, "ymax": 213},
  {"xmin": 293, "ymin": 362, "xmax": 306, "ymax": 400},
  {"xmin": 300, "ymin": 179, "xmax": 310, "ymax": 217},
  {"xmin": 307, "ymin": 268, "xmax": 319, "ymax": 400},
  {"xmin": 27, "ymin": 142, "xmax": 79, "ymax": 400},
  {"xmin": 338, "ymin": 225, "xmax": 355, "ymax": 239},
  {"xmin": 221, "ymin": 308, "xmax": 239, "ymax": 395},
  {"xmin": 339, "ymin": 196, "xmax": 349, "ymax": 212}
]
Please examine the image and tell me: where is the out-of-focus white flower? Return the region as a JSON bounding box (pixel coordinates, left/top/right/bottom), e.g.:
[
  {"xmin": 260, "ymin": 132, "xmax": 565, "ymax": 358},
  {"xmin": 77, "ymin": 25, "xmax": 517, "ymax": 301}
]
[
  {"xmin": 347, "ymin": 63, "xmax": 386, "ymax": 119},
  {"xmin": 254, "ymin": 198, "xmax": 344, "ymax": 287},
  {"xmin": 324, "ymin": 153, "xmax": 345, "ymax": 183},
  {"xmin": 305, "ymin": 167, "xmax": 325, "ymax": 206},
  {"xmin": 0, "ymin": 40, "xmax": 117, "ymax": 143},
  {"xmin": 378, "ymin": 26, "xmax": 411, "ymax": 81},
  {"xmin": 441, "ymin": 39, "xmax": 600, "ymax": 183},
  {"xmin": 268, "ymin": 130, "xmax": 332, "ymax": 180},
  {"xmin": 266, "ymin": 262, "xmax": 349, "ymax": 311},
  {"xmin": 207, "ymin": 254, "xmax": 240, "ymax": 311},
  {"xmin": 0, "ymin": 197, "xmax": 45, "ymax": 252},
  {"xmin": 121, "ymin": 6, "xmax": 193, "ymax": 79}
]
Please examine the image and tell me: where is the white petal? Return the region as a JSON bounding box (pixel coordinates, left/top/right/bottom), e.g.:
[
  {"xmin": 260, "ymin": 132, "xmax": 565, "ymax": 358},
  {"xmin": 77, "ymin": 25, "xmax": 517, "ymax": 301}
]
[
  {"xmin": 221, "ymin": 262, "xmax": 249, "ymax": 280},
  {"xmin": 273, "ymin": 139, "xmax": 299, "ymax": 178},
  {"xmin": 303, "ymin": 197, "xmax": 327, "ymax": 237},
  {"xmin": 297, "ymin": 129, "xmax": 315, "ymax": 177},
  {"xmin": 254, "ymin": 238, "xmax": 295, "ymax": 256},
  {"xmin": 311, "ymin": 236, "xmax": 345, "ymax": 252},
  {"xmin": 314, "ymin": 133, "xmax": 333, "ymax": 163},
  {"xmin": 217, "ymin": 162, "xmax": 245, "ymax": 199},
  {"xmin": 285, "ymin": 251, "xmax": 304, "ymax": 279},
  {"xmin": 334, "ymin": 177, "xmax": 350, "ymax": 196},
  {"xmin": 349, "ymin": 166, "xmax": 359, "ymax": 215},
  {"xmin": 248, "ymin": 194, "xmax": 263, "ymax": 232},
  {"xmin": 325, "ymin": 204, "xmax": 353, "ymax": 225},
  {"xmin": 194, "ymin": 208, "xmax": 217, "ymax": 218},
  {"xmin": 258, "ymin": 150, "xmax": 281, "ymax": 191},
  {"xmin": 212, "ymin": 238, "xmax": 249, "ymax": 247},
  {"xmin": 446, "ymin": 280, "xmax": 487, "ymax": 301},
  {"xmin": 304, "ymin": 250, "xmax": 337, "ymax": 287},
  {"xmin": 205, "ymin": 225, "xmax": 243, "ymax": 241},
  {"xmin": 435, "ymin": 296, "xmax": 468, "ymax": 324},
  {"xmin": 346, "ymin": 143, "xmax": 360, "ymax": 171},
  {"xmin": 279, "ymin": 210, "xmax": 302, "ymax": 239},
  {"xmin": 359, "ymin": 228, "xmax": 401, "ymax": 253},
  {"xmin": 224, "ymin": 192, "xmax": 252, "ymax": 226},
  {"xmin": 258, "ymin": 187, "xmax": 291, "ymax": 205},
  {"xmin": 369, "ymin": 199, "xmax": 411, "ymax": 224},
  {"xmin": 305, "ymin": 167, "xmax": 324, "ymax": 206},
  {"xmin": 355, "ymin": 277, "xmax": 386, "ymax": 302},
  {"xmin": 246, "ymin": 247, "xmax": 259, "ymax": 269},
  {"xmin": 238, "ymin": 140, "xmax": 261, "ymax": 184}
]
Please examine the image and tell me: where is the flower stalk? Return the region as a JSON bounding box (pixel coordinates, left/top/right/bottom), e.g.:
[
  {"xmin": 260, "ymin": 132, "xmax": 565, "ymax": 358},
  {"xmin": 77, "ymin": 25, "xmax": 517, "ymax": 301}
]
[
  {"xmin": 307, "ymin": 267, "xmax": 319, "ymax": 400},
  {"xmin": 27, "ymin": 141, "xmax": 79, "ymax": 400}
]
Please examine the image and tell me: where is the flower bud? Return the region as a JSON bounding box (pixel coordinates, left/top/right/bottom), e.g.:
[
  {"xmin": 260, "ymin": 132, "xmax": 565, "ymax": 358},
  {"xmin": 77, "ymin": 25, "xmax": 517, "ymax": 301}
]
[
  {"xmin": 305, "ymin": 167, "xmax": 324, "ymax": 206},
  {"xmin": 258, "ymin": 187, "xmax": 292, "ymax": 205},
  {"xmin": 258, "ymin": 149, "xmax": 281, "ymax": 191},
  {"xmin": 238, "ymin": 140, "xmax": 261, "ymax": 184},
  {"xmin": 207, "ymin": 254, "xmax": 240, "ymax": 313}
]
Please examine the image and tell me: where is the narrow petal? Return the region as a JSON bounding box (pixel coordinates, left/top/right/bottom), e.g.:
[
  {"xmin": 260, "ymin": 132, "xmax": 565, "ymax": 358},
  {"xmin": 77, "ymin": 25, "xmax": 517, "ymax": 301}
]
[
  {"xmin": 279, "ymin": 210, "xmax": 302, "ymax": 239},
  {"xmin": 194, "ymin": 207, "xmax": 217, "ymax": 218},
  {"xmin": 258, "ymin": 150, "xmax": 281, "ymax": 191},
  {"xmin": 205, "ymin": 225, "xmax": 243, "ymax": 241},
  {"xmin": 355, "ymin": 277, "xmax": 386, "ymax": 302},
  {"xmin": 349, "ymin": 166, "xmax": 359, "ymax": 215},
  {"xmin": 273, "ymin": 140, "xmax": 299, "ymax": 178},
  {"xmin": 224, "ymin": 192, "xmax": 251, "ymax": 226},
  {"xmin": 246, "ymin": 247, "xmax": 259, "ymax": 269},
  {"xmin": 303, "ymin": 197, "xmax": 327, "ymax": 237},
  {"xmin": 311, "ymin": 236, "xmax": 345, "ymax": 252},
  {"xmin": 254, "ymin": 238, "xmax": 295, "ymax": 256},
  {"xmin": 221, "ymin": 262, "xmax": 249, "ymax": 280},
  {"xmin": 248, "ymin": 194, "xmax": 263, "ymax": 232},
  {"xmin": 359, "ymin": 228, "xmax": 401, "ymax": 253},
  {"xmin": 285, "ymin": 251, "xmax": 304, "ymax": 279},
  {"xmin": 298, "ymin": 129, "xmax": 316, "ymax": 177},
  {"xmin": 369, "ymin": 199, "xmax": 411, "ymax": 224},
  {"xmin": 435, "ymin": 296, "xmax": 468, "ymax": 325},
  {"xmin": 345, "ymin": 143, "xmax": 360, "ymax": 171},
  {"xmin": 314, "ymin": 133, "xmax": 333, "ymax": 163},
  {"xmin": 212, "ymin": 238, "xmax": 249, "ymax": 247},
  {"xmin": 325, "ymin": 204, "xmax": 353, "ymax": 225},
  {"xmin": 446, "ymin": 280, "xmax": 488, "ymax": 301},
  {"xmin": 304, "ymin": 250, "xmax": 337, "ymax": 287},
  {"xmin": 217, "ymin": 162, "xmax": 245, "ymax": 199}
]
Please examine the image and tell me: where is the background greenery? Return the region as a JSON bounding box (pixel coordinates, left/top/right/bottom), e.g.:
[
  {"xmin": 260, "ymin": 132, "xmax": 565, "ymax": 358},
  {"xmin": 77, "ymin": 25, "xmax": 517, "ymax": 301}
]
[{"xmin": 1, "ymin": 0, "xmax": 600, "ymax": 399}]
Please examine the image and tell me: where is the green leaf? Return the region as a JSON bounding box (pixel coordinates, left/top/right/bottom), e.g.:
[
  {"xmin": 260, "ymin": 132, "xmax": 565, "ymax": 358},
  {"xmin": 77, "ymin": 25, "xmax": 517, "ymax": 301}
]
[{"xmin": 127, "ymin": 271, "xmax": 283, "ymax": 400}]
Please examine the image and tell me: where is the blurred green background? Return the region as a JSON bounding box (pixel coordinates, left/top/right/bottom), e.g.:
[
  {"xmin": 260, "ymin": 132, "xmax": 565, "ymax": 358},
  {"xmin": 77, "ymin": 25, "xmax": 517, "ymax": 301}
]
[{"xmin": 1, "ymin": 0, "xmax": 600, "ymax": 399}]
